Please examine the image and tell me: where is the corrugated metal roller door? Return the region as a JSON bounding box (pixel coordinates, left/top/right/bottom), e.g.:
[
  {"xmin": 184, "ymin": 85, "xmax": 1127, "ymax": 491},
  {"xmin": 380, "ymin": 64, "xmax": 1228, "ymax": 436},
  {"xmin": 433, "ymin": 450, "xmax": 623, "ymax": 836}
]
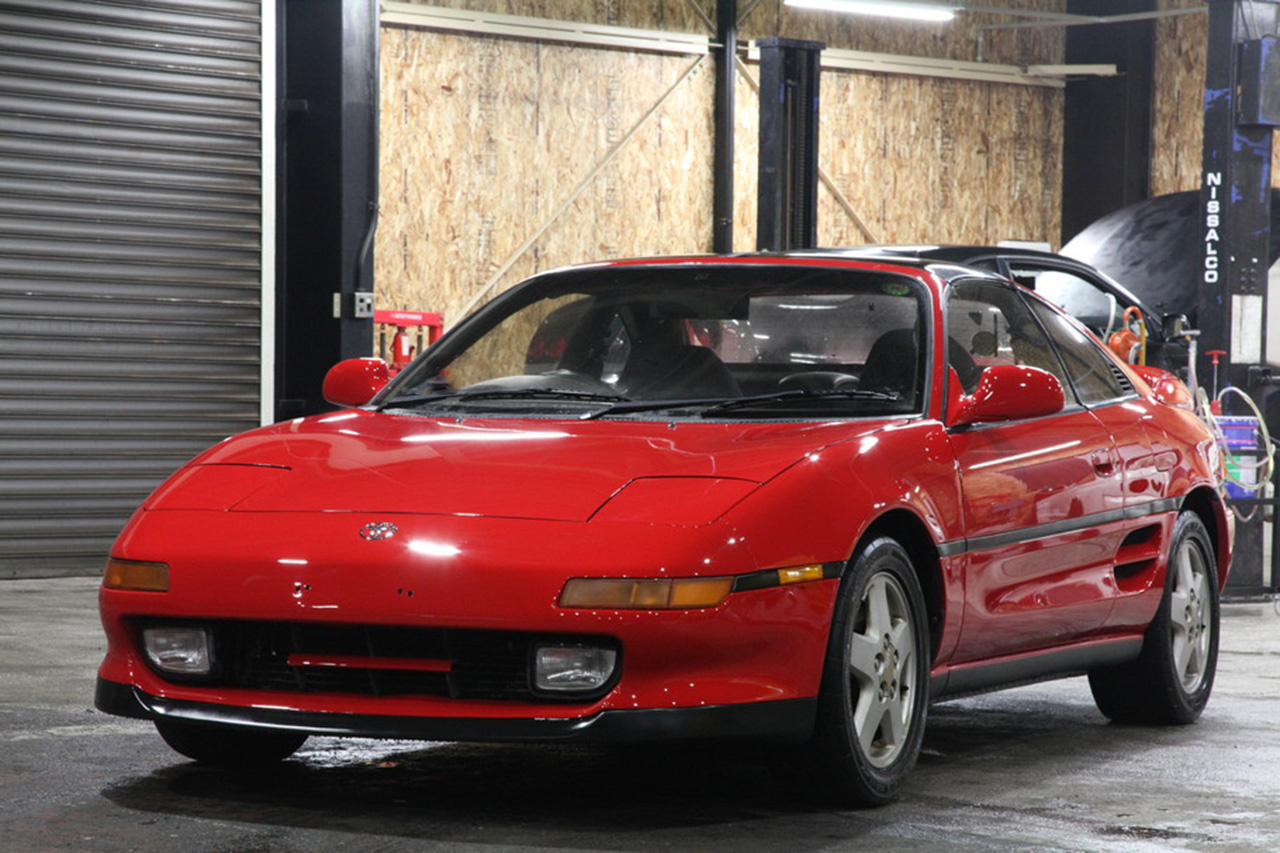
[{"xmin": 0, "ymin": 0, "xmax": 265, "ymax": 578}]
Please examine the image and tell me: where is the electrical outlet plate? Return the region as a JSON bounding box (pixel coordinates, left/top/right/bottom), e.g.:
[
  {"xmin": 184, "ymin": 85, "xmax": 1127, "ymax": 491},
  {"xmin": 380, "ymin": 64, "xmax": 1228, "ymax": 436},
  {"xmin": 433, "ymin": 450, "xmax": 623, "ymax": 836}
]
[{"xmin": 354, "ymin": 291, "xmax": 375, "ymax": 319}]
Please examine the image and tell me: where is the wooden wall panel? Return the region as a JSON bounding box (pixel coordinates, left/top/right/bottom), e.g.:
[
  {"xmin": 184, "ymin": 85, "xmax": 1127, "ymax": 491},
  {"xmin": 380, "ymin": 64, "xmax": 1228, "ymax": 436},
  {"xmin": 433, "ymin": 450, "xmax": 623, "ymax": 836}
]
[
  {"xmin": 378, "ymin": 1, "xmax": 1075, "ymax": 343},
  {"xmin": 1152, "ymin": 0, "xmax": 1207, "ymax": 197},
  {"xmin": 740, "ymin": 0, "xmax": 1065, "ymax": 65},
  {"xmin": 390, "ymin": 0, "xmax": 708, "ymax": 32},
  {"xmin": 377, "ymin": 26, "xmax": 714, "ymax": 329},
  {"xmin": 736, "ymin": 65, "xmax": 1063, "ymax": 250}
]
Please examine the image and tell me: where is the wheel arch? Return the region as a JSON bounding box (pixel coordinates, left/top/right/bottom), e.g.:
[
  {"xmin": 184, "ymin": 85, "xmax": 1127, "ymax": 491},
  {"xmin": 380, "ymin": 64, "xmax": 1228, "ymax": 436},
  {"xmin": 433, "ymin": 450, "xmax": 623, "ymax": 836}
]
[
  {"xmin": 853, "ymin": 509, "xmax": 946, "ymax": 660},
  {"xmin": 1180, "ymin": 486, "xmax": 1231, "ymax": 590}
]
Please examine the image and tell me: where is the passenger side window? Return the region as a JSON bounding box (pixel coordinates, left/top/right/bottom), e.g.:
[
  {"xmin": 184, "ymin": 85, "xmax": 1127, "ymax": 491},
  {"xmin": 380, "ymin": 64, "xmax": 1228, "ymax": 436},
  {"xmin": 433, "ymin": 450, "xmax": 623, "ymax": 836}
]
[
  {"xmin": 1027, "ymin": 298, "xmax": 1131, "ymax": 405},
  {"xmin": 945, "ymin": 281, "xmax": 1073, "ymax": 399}
]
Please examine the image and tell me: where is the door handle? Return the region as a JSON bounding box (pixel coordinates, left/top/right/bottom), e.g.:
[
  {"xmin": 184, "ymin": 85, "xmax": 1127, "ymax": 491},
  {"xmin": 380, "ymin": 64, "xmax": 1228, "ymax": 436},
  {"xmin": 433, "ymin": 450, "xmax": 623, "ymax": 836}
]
[{"xmin": 1090, "ymin": 452, "xmax": 1115, "ymax": 476}]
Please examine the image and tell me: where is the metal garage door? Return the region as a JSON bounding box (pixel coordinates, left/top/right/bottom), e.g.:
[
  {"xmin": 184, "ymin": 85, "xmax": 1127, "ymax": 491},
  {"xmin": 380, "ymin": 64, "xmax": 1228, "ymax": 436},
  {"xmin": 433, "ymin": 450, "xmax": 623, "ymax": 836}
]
[{"xmin": 0, "ymin": 0, "xmax": 267, "ymax": 578}]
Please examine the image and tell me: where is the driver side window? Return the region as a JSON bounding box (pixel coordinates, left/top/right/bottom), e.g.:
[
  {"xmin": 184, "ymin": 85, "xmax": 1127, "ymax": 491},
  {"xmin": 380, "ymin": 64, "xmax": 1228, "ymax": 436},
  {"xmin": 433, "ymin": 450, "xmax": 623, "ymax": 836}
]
[{"xmin": 945, "ymin": 281, "xmax": 1073, "ymax": 399}]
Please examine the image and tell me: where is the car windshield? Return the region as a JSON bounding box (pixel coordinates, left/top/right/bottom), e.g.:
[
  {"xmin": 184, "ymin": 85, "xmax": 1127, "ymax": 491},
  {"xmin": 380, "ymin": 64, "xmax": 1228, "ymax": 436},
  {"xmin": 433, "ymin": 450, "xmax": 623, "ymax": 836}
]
[{"xmin": 380, "ymin": 265, "xmax": 930, "ymax": 419}]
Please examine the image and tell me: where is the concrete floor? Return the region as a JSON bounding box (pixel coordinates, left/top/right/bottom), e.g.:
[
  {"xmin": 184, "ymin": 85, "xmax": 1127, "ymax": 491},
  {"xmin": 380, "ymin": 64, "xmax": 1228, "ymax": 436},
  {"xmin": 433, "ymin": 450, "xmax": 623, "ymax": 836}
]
[{"xmin": 3, "ymin": 577, "xmax": 1280, "ymax": 853}]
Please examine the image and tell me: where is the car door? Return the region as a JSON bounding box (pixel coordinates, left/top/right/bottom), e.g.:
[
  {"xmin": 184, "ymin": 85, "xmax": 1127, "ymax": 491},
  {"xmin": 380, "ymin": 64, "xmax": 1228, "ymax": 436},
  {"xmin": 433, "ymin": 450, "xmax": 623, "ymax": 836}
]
[
  {"xmin": 945, "ymin": 280, "xmax": 1125, "ymax": 663},
  {"xmin": 1023, "ymin": 294, "xmax": 1182, "ymax": 636},
  {"xmin": 1024, "ymin": 294, "xmax": 1168, "ymax": 510}
]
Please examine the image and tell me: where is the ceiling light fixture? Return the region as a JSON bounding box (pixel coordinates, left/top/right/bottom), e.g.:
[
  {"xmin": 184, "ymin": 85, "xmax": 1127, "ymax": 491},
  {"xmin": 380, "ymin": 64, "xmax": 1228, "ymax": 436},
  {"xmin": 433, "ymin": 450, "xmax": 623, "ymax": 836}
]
[{"xmin": 784, "ymin": 0, "xmax": 959, "ymax": 23}]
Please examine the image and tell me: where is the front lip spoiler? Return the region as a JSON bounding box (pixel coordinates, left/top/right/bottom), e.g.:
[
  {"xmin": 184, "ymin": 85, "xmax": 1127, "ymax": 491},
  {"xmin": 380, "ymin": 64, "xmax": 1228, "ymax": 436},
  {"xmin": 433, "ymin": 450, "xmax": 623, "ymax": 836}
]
[{"xmin": 95, "ymin": 678, "xmax": 816, "ymax": 744}]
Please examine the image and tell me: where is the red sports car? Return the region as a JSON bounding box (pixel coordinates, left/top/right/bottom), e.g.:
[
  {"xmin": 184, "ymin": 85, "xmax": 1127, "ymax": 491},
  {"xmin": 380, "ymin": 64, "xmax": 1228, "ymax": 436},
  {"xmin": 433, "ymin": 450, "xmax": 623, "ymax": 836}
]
[{"xmin": 96, "ymin": 254, "xmax": 1231, "ymax": 805}]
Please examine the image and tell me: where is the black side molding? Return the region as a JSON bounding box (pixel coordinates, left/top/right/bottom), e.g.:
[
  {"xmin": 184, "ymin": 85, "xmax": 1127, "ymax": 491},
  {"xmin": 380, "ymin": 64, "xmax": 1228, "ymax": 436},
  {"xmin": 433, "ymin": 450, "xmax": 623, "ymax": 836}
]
[{"xmin": 930, "ymin": 636, "xmax": 1144, "ymax": 701}]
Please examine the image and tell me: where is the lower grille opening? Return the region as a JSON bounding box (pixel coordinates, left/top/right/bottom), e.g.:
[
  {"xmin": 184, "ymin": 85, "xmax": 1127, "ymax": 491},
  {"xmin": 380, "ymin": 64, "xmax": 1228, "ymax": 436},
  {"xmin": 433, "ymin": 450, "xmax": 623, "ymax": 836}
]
[{"xmin": 135, "ymin": 619, "xmax": 618, "ymax": 703}]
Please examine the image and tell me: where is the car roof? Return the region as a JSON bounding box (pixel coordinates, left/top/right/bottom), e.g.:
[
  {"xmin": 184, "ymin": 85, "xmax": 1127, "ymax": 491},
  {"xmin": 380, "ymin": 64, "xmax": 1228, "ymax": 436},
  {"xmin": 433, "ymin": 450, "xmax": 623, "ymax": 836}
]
[
  {"xmin": 796, "ymin": 244, "xmax": 1092, "ymax": 266},
  {"xmin": 798, "ymin": 245, "xmax": 1159, "ymax": 318},
  {"xmin": 547, "ymin": 252, "xmax": 1018, "ymax": 305}
]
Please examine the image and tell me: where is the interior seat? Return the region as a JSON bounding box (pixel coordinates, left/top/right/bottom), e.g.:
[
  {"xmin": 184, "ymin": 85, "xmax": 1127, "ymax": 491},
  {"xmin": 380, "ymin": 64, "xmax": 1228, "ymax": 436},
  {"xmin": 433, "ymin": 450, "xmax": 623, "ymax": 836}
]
[{"xmin": 620, "ymin": 344, "xmax": 741, "ymax": 400}]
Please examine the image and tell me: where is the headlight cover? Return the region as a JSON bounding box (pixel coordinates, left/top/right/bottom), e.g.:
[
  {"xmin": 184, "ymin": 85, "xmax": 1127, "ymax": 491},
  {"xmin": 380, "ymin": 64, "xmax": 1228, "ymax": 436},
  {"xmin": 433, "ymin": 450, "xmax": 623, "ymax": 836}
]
[
  {"xmin": 533, "ymin": 644, "xmax": 618, "ymax": 693},
  {"xmin": 142, "ymin": 626, "xmax": 213, "ymax": 677}
]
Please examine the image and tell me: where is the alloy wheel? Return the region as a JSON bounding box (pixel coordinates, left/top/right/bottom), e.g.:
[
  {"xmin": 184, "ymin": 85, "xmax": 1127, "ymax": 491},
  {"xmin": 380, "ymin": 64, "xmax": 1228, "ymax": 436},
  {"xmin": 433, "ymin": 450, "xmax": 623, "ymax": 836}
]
[{"xmin": 848, "ymin": 572, "xmax": 918, "ymax": 769}]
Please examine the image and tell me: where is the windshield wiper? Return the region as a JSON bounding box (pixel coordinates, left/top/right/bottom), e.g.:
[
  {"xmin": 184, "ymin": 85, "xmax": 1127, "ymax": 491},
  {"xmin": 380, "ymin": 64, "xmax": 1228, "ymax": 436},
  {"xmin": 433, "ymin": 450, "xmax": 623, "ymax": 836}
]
[
  {"xmin": 581, "ymin": 388, "xmax": 899, "ymax": 420},
  {"xmin": 699, "ymin": 388, "xmax": 900, "ymax": 415},
  {"xmin": 376, "ymin": 388, "xmax": 630, "ymax": 412}
]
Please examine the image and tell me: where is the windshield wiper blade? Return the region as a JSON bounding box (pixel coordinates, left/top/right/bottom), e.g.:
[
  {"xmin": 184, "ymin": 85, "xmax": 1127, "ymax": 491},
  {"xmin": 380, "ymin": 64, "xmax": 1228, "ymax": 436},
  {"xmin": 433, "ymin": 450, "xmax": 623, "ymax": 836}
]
[
  {"xmin": 579, "ymin": 396, "xmax": 734, "ymax": 420},
  {"xmin": 581, "ymin": 388, "xmax": 899, "ymax": 420},
  {"xmin": 377, "ymin": 388, "xmax": 629, "ymax": 412},
  {"xmin": 700, "ymin": 388, "xmax": 900, "ymax": 415}
]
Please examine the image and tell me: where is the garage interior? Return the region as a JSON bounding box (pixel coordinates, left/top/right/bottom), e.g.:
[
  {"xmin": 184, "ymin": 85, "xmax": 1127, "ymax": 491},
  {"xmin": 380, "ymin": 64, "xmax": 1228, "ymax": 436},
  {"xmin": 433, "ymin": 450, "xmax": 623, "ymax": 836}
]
[
  {"xmin": 6, "ymin": 0, "xmax": 1280, "ymax": 589},
  {"xmin": 6, "ymin": 0, "xmax": 1280, "ymax": 848}
]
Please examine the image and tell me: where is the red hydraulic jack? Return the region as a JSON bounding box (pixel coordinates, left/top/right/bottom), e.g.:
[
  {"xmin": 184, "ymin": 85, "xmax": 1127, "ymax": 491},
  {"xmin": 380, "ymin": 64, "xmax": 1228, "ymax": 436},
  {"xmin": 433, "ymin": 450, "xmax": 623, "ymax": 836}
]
[{"xmin": 375, "ymin": 310, "xmax": 444, "ymax": 375}]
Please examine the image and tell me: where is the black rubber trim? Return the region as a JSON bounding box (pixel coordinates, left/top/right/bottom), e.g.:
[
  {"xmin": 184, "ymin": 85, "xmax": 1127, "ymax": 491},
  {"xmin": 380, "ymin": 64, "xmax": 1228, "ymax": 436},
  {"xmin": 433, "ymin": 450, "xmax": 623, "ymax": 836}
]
[
  {"xmin": 932, "ymin": 636, "xmax": 1143, "ymax": 701},
  {"xmin": 938, "ymin": 497, "xmax": 1181, "ymax": 558},
  {"xmin": 732, "ymin": 561, "xmax": 843, "ymax": 593},
  {"xmin": 94, "ymin": 677, "xmax": 816, "ymax": 744}
]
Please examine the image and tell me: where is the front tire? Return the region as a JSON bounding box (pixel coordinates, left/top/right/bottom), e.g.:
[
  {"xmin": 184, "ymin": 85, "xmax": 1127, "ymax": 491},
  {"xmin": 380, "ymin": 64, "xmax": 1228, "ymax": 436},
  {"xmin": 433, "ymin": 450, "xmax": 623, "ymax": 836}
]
[
  {"xmin": 798, "ymin": 537, "xmax": 931, "ymax": 806},
  {"xmin": 155, "ymin": 718, "xmax": 308, "ymax": 767},
  {"xmin": 1089, "ymin": 511, "xmax": 1219, "ymax": 724}
]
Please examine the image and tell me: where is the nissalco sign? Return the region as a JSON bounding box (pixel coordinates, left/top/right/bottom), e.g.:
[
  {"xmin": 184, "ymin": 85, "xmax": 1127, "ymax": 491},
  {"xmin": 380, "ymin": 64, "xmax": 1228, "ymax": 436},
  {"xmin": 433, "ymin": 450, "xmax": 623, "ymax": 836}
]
[{"xmin": 1204, "ymin": 171, "xmax": 1222, "ymax": 285}]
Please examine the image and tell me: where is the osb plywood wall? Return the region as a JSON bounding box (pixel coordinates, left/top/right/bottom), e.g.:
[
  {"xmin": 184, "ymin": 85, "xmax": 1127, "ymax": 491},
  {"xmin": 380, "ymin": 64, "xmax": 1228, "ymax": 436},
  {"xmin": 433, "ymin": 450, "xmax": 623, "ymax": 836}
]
[
  {"xmin": 1152, "ymin": 0, "xmax": 1207, "ymax": 197},
  {"xmin": 377, "ymin": 26, "xmax": 715, "ymax": 328},
  {"xmin": 375, "ymin": 0, "xmax": 1070, "ymax": 338},
  {"xmin": 740, "ymin": 0, "xmax": 1064, "ymax": 64}
]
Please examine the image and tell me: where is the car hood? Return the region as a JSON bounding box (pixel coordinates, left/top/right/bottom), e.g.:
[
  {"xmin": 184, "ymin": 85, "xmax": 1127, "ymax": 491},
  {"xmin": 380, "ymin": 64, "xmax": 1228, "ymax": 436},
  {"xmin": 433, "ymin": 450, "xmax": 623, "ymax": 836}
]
[{"xmin": 147, "ymin": 410, "xmax": 890, "ymax": 523}]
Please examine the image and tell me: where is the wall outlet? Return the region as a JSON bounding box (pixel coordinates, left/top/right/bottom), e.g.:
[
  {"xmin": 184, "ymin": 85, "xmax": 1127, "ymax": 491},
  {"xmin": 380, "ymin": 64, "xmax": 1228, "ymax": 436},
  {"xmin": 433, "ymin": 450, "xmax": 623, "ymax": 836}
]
[{"xmin": 353, "ymin": 291, "xmax": 375, "ymax": 319}]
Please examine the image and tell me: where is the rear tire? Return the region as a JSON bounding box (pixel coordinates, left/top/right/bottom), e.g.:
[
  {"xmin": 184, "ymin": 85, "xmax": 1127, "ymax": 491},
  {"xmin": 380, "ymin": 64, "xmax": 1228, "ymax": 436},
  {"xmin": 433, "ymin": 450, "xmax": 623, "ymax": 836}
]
[
  {"xmin": 793, "ymin": 537, "xmax": 931, "ymax": 806},
  {"xmin": 155, "ymin": 718, "xmax": 308, "ymax": 766},
  {"xmin": 1089, "ymin": 511, "xmax": 1219, "ymax": 725}
]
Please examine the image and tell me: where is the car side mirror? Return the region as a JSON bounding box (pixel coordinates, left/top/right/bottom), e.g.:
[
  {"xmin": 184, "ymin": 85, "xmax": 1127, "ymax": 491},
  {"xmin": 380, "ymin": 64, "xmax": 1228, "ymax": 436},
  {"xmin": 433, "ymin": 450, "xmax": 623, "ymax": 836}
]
[
  {"xmin": 322, "ymin": 358, "xmax": 390, "ymax": 407},
  {"xmin": 949, "ymin": 364, "xmax": 1064, "ymax": 427}
]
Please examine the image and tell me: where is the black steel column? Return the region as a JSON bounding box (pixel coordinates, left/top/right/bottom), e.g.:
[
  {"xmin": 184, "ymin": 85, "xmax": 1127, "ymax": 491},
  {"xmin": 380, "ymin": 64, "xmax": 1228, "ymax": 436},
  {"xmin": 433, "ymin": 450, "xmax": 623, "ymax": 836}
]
[
  {"xmin": 1199, "ymin": 0, "xmax": 1280, "ymax": 595},
  {"xmin": 713, "ymin": 0, "xmax": 736, "ymax": 254},
  {"xmin": 1061, "ymin": 0, "xmax": 1154, "ymax": 243},
  {"xmin": 276, "ymin": 0, "xmax": 379, "ymax": 421},
  {"xmin": 1199, "ymin": 1, "xmax": 1278, "ymax": 387},
  {"xmin": 755, "ymin": 38, "xmax": 824, "ymax": 252}
]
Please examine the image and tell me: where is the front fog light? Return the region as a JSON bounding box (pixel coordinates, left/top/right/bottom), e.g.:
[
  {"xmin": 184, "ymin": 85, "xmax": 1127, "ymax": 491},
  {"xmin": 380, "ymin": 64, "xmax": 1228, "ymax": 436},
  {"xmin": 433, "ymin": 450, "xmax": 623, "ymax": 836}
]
[
  {"xmin": 142, "ymin": 626, "xmax": 213, "ymax": 677},
  {"xmin": 534, "ymin": 645, "xmax": 617, "ymax": 693}
]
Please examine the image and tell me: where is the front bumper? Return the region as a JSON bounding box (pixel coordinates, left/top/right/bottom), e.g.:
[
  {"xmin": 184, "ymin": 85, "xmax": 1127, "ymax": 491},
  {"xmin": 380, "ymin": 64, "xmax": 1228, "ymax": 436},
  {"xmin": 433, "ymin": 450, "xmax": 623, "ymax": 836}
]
[
  {"xmin": 100, "ymin": 509, "xmax": 842, "ymax": 735},
  {"xmin": 95, "ymin": 677, "xmax": 816, "ymax": 744}
]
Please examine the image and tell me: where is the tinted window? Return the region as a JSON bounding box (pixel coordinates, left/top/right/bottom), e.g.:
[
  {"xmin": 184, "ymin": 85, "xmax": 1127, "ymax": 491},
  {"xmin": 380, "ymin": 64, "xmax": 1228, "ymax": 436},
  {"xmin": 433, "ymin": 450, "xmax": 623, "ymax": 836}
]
[
  {"xmin": 1009, "ymin": 263, "xmax": 1124, "ymax": 339},
  {"xmin": 946, "ymin": 280, "xmax": 1072, "ymax": 398},
  {"xmin": 387, "ymin": 266, "xmax": 930, "ymax": 418},
  {"xmin": 1028, "ymin": 298, "xmax": 1130, "ymax": 405}
]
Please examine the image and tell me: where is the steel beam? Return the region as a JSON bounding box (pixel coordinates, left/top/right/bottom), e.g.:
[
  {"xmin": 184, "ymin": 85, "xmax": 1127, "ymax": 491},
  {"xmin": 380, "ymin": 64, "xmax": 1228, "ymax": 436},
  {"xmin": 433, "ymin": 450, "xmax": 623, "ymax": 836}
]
[
  {"xmin": 1198, "ymin": 0, "xmax": 1280, "ymax": 596},
  {"xmin": 755, "ymin": 38, "xmax": 824, "ymax": 252},
  {"xmin": 713, "ymin": 0, "xmax": 736, "ymax": 254}
]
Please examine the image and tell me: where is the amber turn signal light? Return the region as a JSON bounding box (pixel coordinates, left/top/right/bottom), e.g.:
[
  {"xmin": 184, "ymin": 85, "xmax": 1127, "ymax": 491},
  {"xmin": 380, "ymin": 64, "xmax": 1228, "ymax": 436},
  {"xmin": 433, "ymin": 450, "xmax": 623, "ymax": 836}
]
[
  {"xmin": 777, "ymin": 564, "xmax": 825, "ymax": 585},
  {"xmin": 560, "ymin": 577, "xmax": 732, "ymax": 609},
  {"xmin": 103, "ymin": 558, "xmax": 170, "ymax": 593}
]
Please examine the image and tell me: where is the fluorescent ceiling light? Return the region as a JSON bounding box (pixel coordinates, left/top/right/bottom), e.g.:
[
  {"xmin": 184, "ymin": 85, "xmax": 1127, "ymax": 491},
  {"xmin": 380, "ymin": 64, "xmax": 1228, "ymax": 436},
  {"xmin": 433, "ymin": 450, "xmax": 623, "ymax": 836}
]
[{"xmin": 785, "ymin": 0, "xmax": 959, "ymax": 22}]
